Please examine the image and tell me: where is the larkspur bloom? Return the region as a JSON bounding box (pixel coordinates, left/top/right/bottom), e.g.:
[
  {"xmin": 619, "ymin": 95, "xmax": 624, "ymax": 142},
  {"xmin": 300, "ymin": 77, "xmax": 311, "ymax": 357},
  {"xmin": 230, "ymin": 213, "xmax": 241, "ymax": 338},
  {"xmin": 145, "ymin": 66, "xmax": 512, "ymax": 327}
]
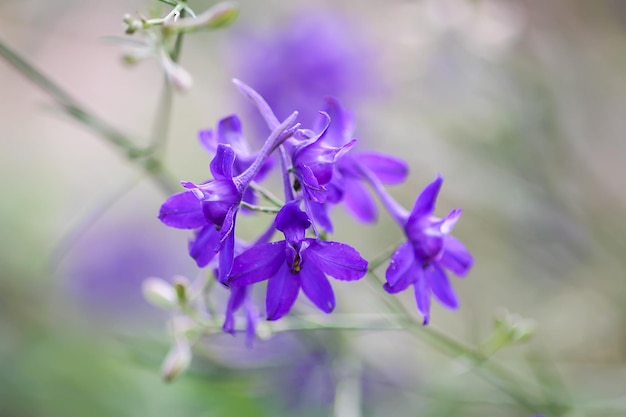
[
  {"xmin": 284, "ymin": 114, "xmax": 356, "ymax": 233},
  {"xmin": 198, "ymin": 114, "xmax": 273, "ymax": 208},
  {"xmin": 228, "ymin": 201, "xmax": 368, "ymax": 321},
  {"xmin": 158, "ymin": 105, "xmax": 298, "ymax": 281},
  {"xmin": 308, "ymin": 98, "xmax": 409, "ymax": 231},
  {"xmin": 230, "ymin": 10, "xmax": 380, "ymax": 129},
  {"xmin": 368, "ymin": 174, "xmax": 473, "ymax": 324}
]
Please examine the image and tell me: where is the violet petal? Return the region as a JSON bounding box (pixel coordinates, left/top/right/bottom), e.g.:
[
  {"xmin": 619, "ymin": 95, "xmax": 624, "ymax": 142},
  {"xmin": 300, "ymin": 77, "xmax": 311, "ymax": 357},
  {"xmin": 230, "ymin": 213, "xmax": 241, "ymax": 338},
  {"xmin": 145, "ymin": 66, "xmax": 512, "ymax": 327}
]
[
  {"xmin": 306, "ymin": 240, "xmax": 368, "ymax": 281},
  {"xmin": 354, "ymin": 152, "xmax": 408, "ymax": 184},
  {"xmin": 229, "ymin": 241, "xmax": 286, "ymax": 286},
  {"xmin": 266, "ymin": 263, "xmax": 300, "ymax": 321},
  {"xmin": 426, "ymin": 263, "xmax": 459, "ymax": 310},
  {"xmin": 159, "ymin": 191, "xmax": 207, "ymax": 229},
  {"xmin": 440, "ymin": 236, "xmax": 474, "ymax": 277},
  {"xmin": 300, "ymin": 265, "xmax": 336, "ymax": 313}
]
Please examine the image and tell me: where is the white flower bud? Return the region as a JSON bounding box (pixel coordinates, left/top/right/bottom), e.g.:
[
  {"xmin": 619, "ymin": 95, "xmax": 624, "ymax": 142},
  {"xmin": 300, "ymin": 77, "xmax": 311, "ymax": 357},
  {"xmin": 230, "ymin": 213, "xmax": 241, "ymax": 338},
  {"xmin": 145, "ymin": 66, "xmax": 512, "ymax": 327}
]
[
  {"xmin": 160, "ymin": 339, "xmax": 192, "ymax": 383},
  {"xmin": 142, "ymin": 277, "xmax": 177, "ymax": 309}
]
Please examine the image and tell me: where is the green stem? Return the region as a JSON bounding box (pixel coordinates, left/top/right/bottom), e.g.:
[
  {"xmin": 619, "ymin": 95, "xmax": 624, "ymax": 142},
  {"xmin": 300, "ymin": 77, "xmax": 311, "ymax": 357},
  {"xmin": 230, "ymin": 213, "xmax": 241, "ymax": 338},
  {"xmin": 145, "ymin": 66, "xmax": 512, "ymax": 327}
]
[
  {"xmin": 249, "ymin": 181, "xmax": 284, "ymax": 208},
  {"xmin": 367, "ymin": 270, "xmax": 542, "ymax": 413},
  {"xmin": 0, "ymin": 37, "xmax": 178, "ymax": 195},
  {"xmin": 239, "ymin": 202, "xmax": 280, "ymax": 214}
]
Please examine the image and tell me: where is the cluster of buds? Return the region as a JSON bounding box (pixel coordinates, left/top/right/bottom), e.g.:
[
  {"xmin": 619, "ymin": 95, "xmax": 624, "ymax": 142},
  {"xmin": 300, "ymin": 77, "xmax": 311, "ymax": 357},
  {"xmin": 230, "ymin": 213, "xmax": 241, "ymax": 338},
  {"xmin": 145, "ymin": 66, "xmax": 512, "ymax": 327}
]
[{"xmin": 118, "ymin": 1, "xmax": 238, "ymax": 92}]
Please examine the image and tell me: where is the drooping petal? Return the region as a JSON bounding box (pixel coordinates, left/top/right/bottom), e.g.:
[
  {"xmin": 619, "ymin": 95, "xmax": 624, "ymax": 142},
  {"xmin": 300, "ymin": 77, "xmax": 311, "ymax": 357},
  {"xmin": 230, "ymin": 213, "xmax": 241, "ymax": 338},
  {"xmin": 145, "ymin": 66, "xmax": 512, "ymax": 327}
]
[
  {"xmin": 384, "ymin": 242, "xmax": 416, "ymax": 288},
  {"xmin": 383, "ymin": 263, "xmax": 418, "ymax": 294},
  {"xmin": 440, "ymin": 236, "xmax": 473, "ymax": 277},
  {"xmin": 309, "ymin": 201, "xmax": 334, "ymax": 233},
  {"xmin": 266, "ymin": 263, "xmax": 300, "ymax": 320},
  {"xmin": 413, "ymin": 268, "xmax": 431, "ymax": 325},
  {"xmin": 426, "ymin": 263, "xmax": 459, "ymax": 310},
  {"xmin": 300, "ymin": 265, "xmax": 335, "ymax": 313},
  {"xmin": 159, "ymin": 191, "xmax": 207, "ymax": 229},
  {"xmin": 188, "ymin": 225, "xmax": 221, "ymax": 267},
  {"xmin": 341, "ymin": 178, "xmax": 377, "ymax": 223},
  {"xmin": 244, "ymin": 300, "xmax": 260, "ymax": 348},
  {"xmin": 354, "ymin": 152, "xmax": 408, "ymax": 184},
  {"xmin": 222, "ymin": 285, "xmax": 249, "ymax": 334},
  {"xmin": 275, "ymin": 201, "xmax": 311, "ymax": 244},
  {"xmin": 217, "ymin": 227, "xmax": 236, "ymax": 284},
  {"xmin": 407, "ymin": 175, "xmax": 443, "ymax": 224},
  {"xmin": 297, "ymin": 163, "xmax": 327, "ymax": 203},
  {"xmin": 210, "ymin": 143, "xmax": 236, "ymax": 180},
  {"xmin": 228, "ymin": 241, "xmax": 286, "ymax": 286},
  {"xmin": 306, "ymin": 240, "xmax": 367, "ymax": 281}
]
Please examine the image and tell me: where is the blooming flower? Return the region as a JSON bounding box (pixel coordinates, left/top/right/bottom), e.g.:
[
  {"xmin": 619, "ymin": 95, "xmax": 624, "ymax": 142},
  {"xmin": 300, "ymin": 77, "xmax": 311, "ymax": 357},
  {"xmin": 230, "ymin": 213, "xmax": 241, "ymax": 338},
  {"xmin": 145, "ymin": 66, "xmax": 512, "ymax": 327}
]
[
  {"xmin": 159, "ymin": 102, "xmax": 298, "ymax": 281},
  {"xmin": 198, "ymin": 114, "xmax": 273, "ymax": 207},
  {"xmin": 230, "ymin": 10, "xmax": 380, "ymax": 129},
  {"xmin": 368, "ymin": 174, "xmax": 473, "ymax": 324},
  {"xmin": 228, "ymin": 201, "xmax": 368, "ymax": 320},
  {"xmin": 309, "ymin": 98, "xmax": 409, "ymax": 231}
]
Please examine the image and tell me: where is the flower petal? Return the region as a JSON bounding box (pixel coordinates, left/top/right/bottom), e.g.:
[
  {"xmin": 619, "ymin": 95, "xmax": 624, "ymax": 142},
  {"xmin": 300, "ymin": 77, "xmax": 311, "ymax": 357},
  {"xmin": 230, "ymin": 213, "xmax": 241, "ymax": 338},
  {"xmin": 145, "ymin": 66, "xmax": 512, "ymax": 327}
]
[
  {"xmin": 354, "ymin": 152, "xmax": 408, "ymax": 184},
  {"xmin": 216, "ymin": 115, "xmax": 251, "ymax": 156},
  {"xmin": 222, "ymin": 285, "xmax": 249, "ymax": 334},
  {"xmin": 408, "ymin": 175, "xmax": 443, "ymax": 223},
  {"xmin": 342, "ymin": 178, "xmax": 377, "ymax": 223},
  {"xmin": 413, "ymin": 269, "xmax": 431, "ymax": 325},
  {"xmin": 309, "ymin": 201, "xmax": 334, "ymax": 233},
  {"xmin": 159, "ymin": 191, "xmax": 207, "ymax": 229},
  {"xmin": 306, "ymin": 240, "xmax": 367, "ymax": 281},
  {"xmin": 384, "ymin": 242, "xmax": 415, "ymax": 288},
  {"xmin": 210, "ymin": 143, "xmax": 236, "ymax": 180},
  {"xmin": 316, "ymin": 97, "xmax": 355, "ymax": 147},
  {"xmin": 276, "ymin": 201, "xmax": 311, "ymax": 244},
  {"xmin": 188, "ymin": 225, "xmax": 220, "ymax": 268},
  {"xmin": 266, "ymin": 263, "xmax": 300, "ymax": 320},
  {"xmin": 229, "ymin": 241, "xmax": 286, "ymax": 286},
  {"xmin": 440, "ymin": 236, "xmax": 473, "ymax": 277},
  {"xmin": 426, "ymin": 263, "xmax": 459, "ymax": 310},
  {"xmin": 217, "ymin": 227, "xmax": 236, "ymax": 284},
  {"xmin": 300, "ymin": 265, "xmax": 336, "ymax": 313},
  {"xmin": 383, "ymin": 264, "xmax": 418, "ymax": 294}
]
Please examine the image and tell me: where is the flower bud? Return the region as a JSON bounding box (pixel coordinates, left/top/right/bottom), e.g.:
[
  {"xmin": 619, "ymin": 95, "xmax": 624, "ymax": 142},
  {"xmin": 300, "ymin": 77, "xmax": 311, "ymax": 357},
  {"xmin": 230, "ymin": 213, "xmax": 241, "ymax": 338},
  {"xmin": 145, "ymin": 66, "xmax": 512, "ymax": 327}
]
[
  {"xmin": 160, "ymin": 338, "xmax": 192, "ymax": 383},
  {"xmin": 142, "ymin": 277, "xmax": 177, "ymax": 309},
  {"xmin": 162, "ymin": 2, "xmax": 239, "ymax": 35}
]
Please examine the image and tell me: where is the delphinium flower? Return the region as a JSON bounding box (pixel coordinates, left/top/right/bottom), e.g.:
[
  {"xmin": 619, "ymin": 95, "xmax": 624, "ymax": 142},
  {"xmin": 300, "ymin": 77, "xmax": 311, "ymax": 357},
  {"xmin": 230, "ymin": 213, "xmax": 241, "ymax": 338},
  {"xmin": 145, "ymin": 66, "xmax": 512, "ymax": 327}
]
[
  {"xmin": 158, "ymin": 103, "xmax": 298, "ymax": 282},
  {"xmin": 308, "ymin": 98, "xmax": 409, "ymax": 231},
  {"xmin": 367, "ymin": 174, "xmax": 473, "ymax": 324},
  {"xmin": 230, "ymin": 10, "xmax": 380, "ymax": 129},
  {"xmin": 198, "ymin": 114, "xmax": 273, "ymax": 208},
  {"xmin": 228, "ymin": 201, "xmax": 368, "ymax": 320}
]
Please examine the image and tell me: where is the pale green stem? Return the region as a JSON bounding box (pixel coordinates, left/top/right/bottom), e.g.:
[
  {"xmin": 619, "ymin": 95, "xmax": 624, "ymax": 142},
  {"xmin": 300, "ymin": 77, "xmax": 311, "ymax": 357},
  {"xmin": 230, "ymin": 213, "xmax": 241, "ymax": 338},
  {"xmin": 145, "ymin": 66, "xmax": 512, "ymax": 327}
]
[
  {"xmin": 367, "ymin": 270, "xmax": 542, "ymax": 413},
  {"xmin": 239, "ymin": 202, "xmax": 280, "ymax": 214},
  {"xmin": 249, "ymin": 181, "xmax": 284, "ymax": 207},
  {"xmin": 0, "ymin": 37, "xmax": 178, "ymax": 195}
]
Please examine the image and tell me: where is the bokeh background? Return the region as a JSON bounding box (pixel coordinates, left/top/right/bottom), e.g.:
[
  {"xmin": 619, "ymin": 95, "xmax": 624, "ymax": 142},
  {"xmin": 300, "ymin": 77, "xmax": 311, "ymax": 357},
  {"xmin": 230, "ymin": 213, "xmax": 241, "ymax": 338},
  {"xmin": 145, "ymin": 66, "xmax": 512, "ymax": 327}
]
[{"xmin": 2, "ymin": 0, "xmax": 626, "ymax": 416}]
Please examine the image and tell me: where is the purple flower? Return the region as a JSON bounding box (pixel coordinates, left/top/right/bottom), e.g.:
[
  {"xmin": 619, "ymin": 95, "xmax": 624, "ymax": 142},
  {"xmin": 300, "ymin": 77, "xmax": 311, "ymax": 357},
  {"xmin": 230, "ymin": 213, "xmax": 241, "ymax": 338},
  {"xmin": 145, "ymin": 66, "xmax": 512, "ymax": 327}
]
[
  {"xmin": 159, "ymin": 107, "xmax": 298, "ymax": 281},
  {"xmin": 222, "ymin": 284, "xmax": 259, "ymax": 347},
  {"xmin": 228, "ymin": 201, "xmax": 368, "ymax": 320},
  {"xmin": 369, "ymin": 175, "xmax": 473, "ymax": 324},
  {"xmin": 310, "ymin": 98, "xmax": 408, "ymax": 230},
  {"xmin": 230, "ymin": 10, "xmax": 380, "ymax": 129},
  {"xmin": 198, "ymin": 114, "xmax": 273, "ymax": 207}
]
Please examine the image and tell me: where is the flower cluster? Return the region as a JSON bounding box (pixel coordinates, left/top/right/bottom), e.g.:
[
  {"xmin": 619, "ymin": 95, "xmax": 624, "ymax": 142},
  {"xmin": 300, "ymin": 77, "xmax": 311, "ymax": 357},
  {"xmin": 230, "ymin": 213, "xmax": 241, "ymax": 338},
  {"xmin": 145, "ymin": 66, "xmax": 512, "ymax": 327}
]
[{"xmin": 157, "ymin": 80, "xmax": 473, "ymax": 342}]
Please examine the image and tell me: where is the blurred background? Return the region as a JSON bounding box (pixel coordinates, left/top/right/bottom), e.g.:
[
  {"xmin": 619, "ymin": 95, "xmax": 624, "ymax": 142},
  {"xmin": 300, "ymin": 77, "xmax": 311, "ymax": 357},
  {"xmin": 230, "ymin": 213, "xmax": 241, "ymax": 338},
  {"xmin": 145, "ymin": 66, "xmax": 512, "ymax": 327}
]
[{"xmin": 2, "ymin": 0, "xmax": 626, "ymax": 416}]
